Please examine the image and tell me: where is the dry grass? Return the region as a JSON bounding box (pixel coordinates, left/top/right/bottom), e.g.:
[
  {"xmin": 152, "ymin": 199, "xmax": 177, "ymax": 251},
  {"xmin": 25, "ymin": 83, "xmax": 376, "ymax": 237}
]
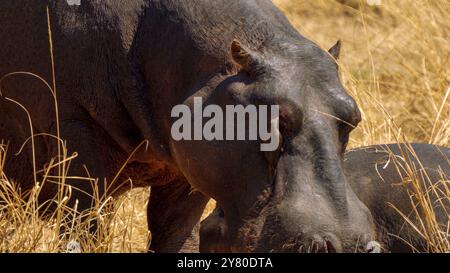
[
  {"xmin": 0, "ymin": 0, "xmax": 449, "ymax": 252},
  {"xmin": 381, "ymin": 143, "xmax": 449, "ymax": 253}
]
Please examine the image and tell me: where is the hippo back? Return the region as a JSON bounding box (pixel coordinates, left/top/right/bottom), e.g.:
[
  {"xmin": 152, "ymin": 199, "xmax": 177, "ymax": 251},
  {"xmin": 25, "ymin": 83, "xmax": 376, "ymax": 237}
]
[{"xmin": 344, "ymin": 143, "xmax": 450, "ymax": 252}]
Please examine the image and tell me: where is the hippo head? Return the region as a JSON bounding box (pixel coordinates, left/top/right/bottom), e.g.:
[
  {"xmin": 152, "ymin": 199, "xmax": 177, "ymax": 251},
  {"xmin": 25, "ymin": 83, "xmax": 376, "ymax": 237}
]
[{"xmin": 169, "ymin": 39, "xmax": 375, "ymax": 252}]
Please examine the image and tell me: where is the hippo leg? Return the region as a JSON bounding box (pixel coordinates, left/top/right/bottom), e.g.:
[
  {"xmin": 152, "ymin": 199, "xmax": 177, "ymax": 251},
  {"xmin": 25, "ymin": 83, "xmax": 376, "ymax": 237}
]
[
  {"xmin": 200, "ymin": 207, "xmax": 231, "ymax": 253},
  {"xmin": 56, "ymin": 118, "xmax": 126, "ymax": 235},
  {"xmin": 147, "ymin": 178, "xmax": 209, "ymax": 253}
]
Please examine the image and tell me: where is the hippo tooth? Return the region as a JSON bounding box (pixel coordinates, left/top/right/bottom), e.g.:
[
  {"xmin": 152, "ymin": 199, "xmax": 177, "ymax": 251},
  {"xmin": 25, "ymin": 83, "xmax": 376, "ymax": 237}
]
[
  {"xmin": 66, "ymin": 240, "xmax": 82, "ymax": 253},
  {"xmin": 366, "ymin": 241, "xmax": 381, "ymax": 253}
]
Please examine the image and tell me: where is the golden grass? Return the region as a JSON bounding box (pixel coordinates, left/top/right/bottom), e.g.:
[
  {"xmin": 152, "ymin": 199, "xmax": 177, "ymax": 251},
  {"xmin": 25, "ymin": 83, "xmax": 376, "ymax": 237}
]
[
  {"xmin": 380, "ymin": 143, "xmax": 449, "ymax": 252},
  {"xmin": 0, "ymin": 0, "xmax": 449, "ymax": 252}
]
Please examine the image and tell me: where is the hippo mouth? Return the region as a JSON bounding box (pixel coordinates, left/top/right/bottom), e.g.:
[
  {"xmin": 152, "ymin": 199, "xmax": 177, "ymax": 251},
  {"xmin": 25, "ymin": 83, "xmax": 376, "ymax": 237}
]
[
  {"xmin": 204, "ymin": 205, "xmax": 383, "ymax": 253},
  {"xmin": 230, "ymin": 168, "xmax": 285, "ymax": 252},
  {"xmin": 230, "ymin": 173, "xmax": 383, "ymax": 253},
  {"xmin": 278, "ymin": 233, "xmax": 340, "ymax": 253},
  {"xmin": 247, "ymin": 170, "xmax": 280, "ymax": 218}
]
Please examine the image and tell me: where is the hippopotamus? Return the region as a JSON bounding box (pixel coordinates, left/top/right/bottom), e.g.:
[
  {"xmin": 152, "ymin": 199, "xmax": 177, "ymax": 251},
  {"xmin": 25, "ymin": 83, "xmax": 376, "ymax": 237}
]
[
  {"xmin": 200, "ymin": 143, "xmax": 450, "ymax": 253},
  {"xmin": 1, "ymin": 0, "xmax": 375, "ymax": 252}
]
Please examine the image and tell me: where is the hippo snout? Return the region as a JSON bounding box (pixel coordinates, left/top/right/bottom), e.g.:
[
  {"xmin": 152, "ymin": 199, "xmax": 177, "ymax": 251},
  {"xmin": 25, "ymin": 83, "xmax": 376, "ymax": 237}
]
[
  {"xmin": 281, "ymin": 233, "xmax": 381, "ymax": 253},
  {"xmin": 200, "ymin": 207, "xmax": 381, "ymax": 253}
]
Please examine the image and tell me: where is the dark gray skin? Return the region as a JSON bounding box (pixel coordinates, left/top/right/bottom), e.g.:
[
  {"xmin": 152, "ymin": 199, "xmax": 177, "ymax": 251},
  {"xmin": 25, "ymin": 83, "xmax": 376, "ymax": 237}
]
[
  {"xmin": 0, "ymin": 0, "xmax": 374, "ymax": 252},
  {"xmin": 200, "ymin": 143, "xmax": 450, "ymax": 253}
]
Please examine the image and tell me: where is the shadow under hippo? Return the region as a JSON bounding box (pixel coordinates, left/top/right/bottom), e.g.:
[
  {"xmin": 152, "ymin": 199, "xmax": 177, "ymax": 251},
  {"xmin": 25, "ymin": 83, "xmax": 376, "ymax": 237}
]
[{"xmin": 200, "ymin": 143, "xmax": 450, "ymax": 253}]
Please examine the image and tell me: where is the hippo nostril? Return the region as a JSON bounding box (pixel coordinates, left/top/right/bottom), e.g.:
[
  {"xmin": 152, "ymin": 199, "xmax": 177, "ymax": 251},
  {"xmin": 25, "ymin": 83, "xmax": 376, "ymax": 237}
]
[
  {"xmin": 325, "ymin": 240, "xmax": 337, "ymax": 253},
  {"xmin": 323, "ymin": 233, "xmax": 342, "ymax": 253},
  {"xmin": 306, "ymin": 234, "xmax": 342, "ymax": 253}
]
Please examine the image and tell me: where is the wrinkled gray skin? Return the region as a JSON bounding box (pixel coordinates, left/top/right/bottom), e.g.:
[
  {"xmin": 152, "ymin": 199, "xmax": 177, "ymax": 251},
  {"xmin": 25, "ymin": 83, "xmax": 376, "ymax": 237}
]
[
  {"xmin": 0, "ymin": 1, "xmax": 374, "ymax": 252},
  {"xmin": 200, "ymin": 143, "xmax": 450, "ymax": 253}
]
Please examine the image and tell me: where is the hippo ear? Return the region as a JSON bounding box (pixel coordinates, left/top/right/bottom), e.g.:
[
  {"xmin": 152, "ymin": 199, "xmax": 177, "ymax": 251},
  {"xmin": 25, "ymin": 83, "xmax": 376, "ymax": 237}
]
[
  {"xmin": 230, "ymin": 40, "xmax": 256, "ymax": 74},
  {"xmin": 328, "ymin": 40, "xmax": 342, "ymax": 60}
]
